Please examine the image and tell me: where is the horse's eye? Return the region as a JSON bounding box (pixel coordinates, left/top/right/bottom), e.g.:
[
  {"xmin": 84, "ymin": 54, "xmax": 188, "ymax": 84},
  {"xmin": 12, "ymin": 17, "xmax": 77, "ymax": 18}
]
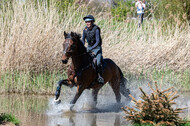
[{"xmin": 71, "ymin": 44, "xmax": 76, "ymax": 49}]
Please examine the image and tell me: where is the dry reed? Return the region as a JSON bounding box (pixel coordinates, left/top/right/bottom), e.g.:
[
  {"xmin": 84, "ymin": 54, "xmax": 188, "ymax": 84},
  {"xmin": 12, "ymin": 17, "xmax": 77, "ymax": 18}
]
[{"xmin": 0, "ymin": 1, "xmax": 189, "ymax": 74}]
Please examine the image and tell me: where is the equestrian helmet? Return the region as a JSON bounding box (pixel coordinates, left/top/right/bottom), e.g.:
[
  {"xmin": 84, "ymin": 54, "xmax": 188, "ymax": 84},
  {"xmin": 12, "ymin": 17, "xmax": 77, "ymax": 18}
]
[{"xmin": 83, "ymin": 15, "xmax": 95, "ymax": 22}]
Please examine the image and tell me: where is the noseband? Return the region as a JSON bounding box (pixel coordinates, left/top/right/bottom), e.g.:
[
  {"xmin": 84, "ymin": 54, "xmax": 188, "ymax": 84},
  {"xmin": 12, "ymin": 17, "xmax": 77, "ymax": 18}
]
[{"xmin": 64, "ymin": 37, "xmax": 87, "ymax": 58}]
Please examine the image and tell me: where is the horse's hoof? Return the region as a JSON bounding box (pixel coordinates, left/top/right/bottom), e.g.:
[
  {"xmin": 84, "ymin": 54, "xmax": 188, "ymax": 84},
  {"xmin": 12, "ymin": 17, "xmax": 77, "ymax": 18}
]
[
  {"xmin": 54, "ymin": 98, "xmax": 61, "ymax": 105},
  {"xmin": 69, "ymin": 104, "xmax": 74, "ymax": 111}
]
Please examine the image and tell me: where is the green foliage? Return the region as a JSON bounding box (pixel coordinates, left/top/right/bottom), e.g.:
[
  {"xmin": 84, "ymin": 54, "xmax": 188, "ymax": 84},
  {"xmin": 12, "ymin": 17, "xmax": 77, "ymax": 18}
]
[
  {"xmin": 0, "ymin": 0, "xmax": 12, "ymax": 8},
  {"xmin": 0, "ymin": 70, "xmax": 67, "ymax": 94},
  {"xmin": 111, "ymin": 0, "xmax": 135, "ymax": 21},
  {"xmin": 32, "ymin": 0, "xmax": 75, "ymax": 14},
  {"xmin": 147, "ymin": 0, "xmax": 190, "ymax": 25},
  {"xmin": 0, "ymin": 0, "xmax": 13, "ymax": 14},
  {"xmin": 55, "ymin": 0, "xmax": 75, "ymax": 14},
  {"xmin": 111, "ymin": 0, "xmax": 190, "ymax": 25},
  {"xmin": 0, "ymin": 113, "xmax": 20, "ymax": 125}
]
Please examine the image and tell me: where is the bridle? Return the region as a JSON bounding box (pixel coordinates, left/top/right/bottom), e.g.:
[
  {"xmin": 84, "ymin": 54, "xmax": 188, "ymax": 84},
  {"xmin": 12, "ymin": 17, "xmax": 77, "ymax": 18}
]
[{"xmin": 64, "ymin": 37, "xmax": 87, "ymax": 58}]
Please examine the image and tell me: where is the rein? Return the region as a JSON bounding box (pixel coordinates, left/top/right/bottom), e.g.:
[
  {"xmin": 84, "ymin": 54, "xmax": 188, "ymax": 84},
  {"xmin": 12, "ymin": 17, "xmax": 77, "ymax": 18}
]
[
  {"xmin": 74, "ymin": 53, "xmax": 92, "ymax": 73},
  {"xmin": 72, "ymin": 52, "xmax": 93, "ymax": 76},
  {"xmin": 65, "ymin": 35, "xmax": 93, "ymax": 77},
  {"xmin": 72, "ymin": 52, "xmax": 87, "ymax": 58}
]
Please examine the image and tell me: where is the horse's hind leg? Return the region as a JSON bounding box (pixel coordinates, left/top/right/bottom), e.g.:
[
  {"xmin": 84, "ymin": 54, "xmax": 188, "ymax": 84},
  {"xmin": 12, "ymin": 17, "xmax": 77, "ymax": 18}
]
[
  {"xmin": 110, "ymin": 80, "xmax": 121, "ymax": 103},
  {"xmin": 69, "ymin": 84, "xmax": 85, "ymax": 111},
  {"xmin": 120, "ymin": 78, "xmax": 131, "ymax": 101},
  {"xmin": 70, "ymin": 84, "xmax": 85, "ymax": 105},
  {"xmin": 92, "ymin": 88, "xmax": 100, "ymax": 106}
]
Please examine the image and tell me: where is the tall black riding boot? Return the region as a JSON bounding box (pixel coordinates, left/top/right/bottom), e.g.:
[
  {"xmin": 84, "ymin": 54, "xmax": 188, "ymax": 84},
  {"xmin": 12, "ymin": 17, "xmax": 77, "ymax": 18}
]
[{"xmin": 97, "ymin": 64, "xmax": 104, "ymax": 85}]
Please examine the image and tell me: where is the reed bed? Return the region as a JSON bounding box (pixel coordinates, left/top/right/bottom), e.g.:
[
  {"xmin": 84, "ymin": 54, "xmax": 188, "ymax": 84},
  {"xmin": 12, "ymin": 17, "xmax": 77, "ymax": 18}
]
[{"xmin": 0, "ymin": 1, "xmax": 189, "ymax": 93}]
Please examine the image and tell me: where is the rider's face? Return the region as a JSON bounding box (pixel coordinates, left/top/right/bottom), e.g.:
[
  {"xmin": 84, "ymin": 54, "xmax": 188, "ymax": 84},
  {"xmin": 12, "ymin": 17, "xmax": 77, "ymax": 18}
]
[{"xmin": 85, "ymin": 21, "xmax": 93, "ymax": 28}]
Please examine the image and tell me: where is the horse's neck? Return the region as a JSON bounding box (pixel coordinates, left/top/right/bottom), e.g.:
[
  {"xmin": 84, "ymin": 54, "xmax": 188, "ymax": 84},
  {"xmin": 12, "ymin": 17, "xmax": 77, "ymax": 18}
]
[{"xmin": 72, "ymin": 52, "xmax": 89, "ymax": 71}]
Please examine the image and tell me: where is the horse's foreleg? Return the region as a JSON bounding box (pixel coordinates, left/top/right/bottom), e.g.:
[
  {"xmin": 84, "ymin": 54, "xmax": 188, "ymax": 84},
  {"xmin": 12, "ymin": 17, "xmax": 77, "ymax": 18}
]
[{"xmin": 55, "ymin": 79, "xmax": 69, "ymax": 101}]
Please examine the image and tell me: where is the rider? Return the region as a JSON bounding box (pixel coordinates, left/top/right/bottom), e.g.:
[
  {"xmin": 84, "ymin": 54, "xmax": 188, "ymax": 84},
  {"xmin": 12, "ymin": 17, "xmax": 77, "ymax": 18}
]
[
  {"xmin": 82, "ymin": 15, "xmax": 104, "ymax": 85},
  {"xmin": 136, "ymin": 0, "xmax": 146, "ymax": 27}
]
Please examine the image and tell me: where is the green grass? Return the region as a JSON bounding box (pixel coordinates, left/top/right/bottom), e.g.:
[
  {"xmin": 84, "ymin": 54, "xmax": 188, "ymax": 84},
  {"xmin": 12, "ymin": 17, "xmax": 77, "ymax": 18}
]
[
  {"xmin": 0, "ymin": 67, "xmax": 190, "ymax": 94},
  {"xmin": 0, "ymin": 70, "xmax": 67, "ymax": 94},
  {"xmin": 0, "ymin": 113, "xmax": 20, "ymax": 125},
  {"xmin": 0, "ymin": 95, "xmax": 48, "ymax": 114},
  {"xmin": 124, "ymin": 68, "xmax": 190, "ymax": 92}
]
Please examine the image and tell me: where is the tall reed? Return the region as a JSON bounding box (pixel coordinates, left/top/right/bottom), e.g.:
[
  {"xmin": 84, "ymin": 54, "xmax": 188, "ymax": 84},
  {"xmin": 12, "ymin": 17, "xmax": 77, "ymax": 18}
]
[{"xmin": 0, "ymin": 1, "xmax": 189, "ymax": 93}]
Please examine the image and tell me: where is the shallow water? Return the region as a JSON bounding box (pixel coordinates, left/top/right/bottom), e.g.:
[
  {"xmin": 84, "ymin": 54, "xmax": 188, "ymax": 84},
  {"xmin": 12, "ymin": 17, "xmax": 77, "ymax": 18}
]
[
  {"xmin": 0, "ymin": 85, "xmax": 190, "ymax": 126},
  {"xmin": 0, "ymin": 86, "xmax": 131, "ymax": 126}
]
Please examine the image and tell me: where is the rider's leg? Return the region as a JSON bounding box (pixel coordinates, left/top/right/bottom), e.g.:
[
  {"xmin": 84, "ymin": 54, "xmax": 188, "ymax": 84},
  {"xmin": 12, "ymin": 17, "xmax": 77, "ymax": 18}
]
[
  {"xmin": 138, "ymin": 14, "xmax": 142, "ymax": 27},
  {"xmin": 141, "ymin": 13, "xmax": 144, "ymax": 26},
  {"xmin": 96, "ymin": 53, "xmax": 104, "ymax": 85}
]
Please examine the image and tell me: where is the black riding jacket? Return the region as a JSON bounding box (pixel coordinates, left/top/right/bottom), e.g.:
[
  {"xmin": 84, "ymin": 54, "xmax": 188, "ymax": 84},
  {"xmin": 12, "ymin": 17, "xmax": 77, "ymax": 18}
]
[{"xmin": 82, "ymin": 24, "xmax": 102, "ymax": 50}]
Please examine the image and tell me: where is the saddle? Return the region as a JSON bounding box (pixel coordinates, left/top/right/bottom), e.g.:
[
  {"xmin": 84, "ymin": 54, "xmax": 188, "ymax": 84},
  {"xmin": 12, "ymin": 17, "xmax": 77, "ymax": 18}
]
[{"xmin": 88, "ymin": 52, "xmax": 98, "ymax": 71}]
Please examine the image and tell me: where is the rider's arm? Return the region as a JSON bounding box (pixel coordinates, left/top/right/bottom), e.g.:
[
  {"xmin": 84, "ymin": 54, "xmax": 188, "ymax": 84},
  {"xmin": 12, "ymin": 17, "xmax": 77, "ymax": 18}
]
[
  {"xmin": 88, "ymin": 29, "xmax": 100, "ymax": 50},
  {"xmin": 135, "ymin": 2, "xmax": 138, "ymax": 7},
  {"xmin": 82, "ymin": 29, "xmax": 86, "ymax": 45},
  {"xmin": 143, "ymin": 3, "xmax": 146, "ymax": 9}
]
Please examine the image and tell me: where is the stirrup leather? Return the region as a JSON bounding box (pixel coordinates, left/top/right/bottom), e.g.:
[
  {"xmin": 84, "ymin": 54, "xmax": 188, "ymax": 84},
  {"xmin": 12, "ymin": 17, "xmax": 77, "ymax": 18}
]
[{"xmin": 98, "ymin": 75, "xmax": 104, "ymax": 85}]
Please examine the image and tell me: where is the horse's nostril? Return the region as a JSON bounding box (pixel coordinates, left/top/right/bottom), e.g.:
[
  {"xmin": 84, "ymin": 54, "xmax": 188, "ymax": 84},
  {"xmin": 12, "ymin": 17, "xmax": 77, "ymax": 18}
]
[{"xmin": 62, "ymin": 59, "xmax": 68, "ymax": 64}]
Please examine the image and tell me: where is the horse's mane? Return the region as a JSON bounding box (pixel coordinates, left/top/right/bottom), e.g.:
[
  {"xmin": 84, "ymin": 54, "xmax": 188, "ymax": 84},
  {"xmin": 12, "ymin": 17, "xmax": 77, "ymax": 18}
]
[{"xmin": 70, "ymin": 32, "xmax": 87, "ymax": 53}]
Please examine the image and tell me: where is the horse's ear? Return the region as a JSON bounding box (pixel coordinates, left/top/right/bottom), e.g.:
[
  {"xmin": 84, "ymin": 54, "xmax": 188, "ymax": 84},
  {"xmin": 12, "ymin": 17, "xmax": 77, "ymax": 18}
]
[
  {"xmin": 64, "ymin": 31, "xmax": 67, "ymax": 38},
  {"xmin": 78, "ymin": 34, "xmax": 81, "ymax": 38},
  {"xmin": 71, "ymin": 32, "xmax": 75, "ymax": 37}
]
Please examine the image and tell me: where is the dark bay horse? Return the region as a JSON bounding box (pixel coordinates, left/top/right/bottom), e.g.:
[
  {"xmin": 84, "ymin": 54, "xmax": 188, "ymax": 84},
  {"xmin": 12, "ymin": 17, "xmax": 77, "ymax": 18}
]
[{"xmin": 54, "ymin": 31, "xmax": 130, "ymax": 110}]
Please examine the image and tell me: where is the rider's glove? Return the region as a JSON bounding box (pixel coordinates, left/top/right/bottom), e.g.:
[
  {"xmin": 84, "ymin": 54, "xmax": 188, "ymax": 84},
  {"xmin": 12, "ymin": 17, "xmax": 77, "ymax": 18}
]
[{"xmin": 87, "ymin": 48, "xmax": 91, "ymax": 53}]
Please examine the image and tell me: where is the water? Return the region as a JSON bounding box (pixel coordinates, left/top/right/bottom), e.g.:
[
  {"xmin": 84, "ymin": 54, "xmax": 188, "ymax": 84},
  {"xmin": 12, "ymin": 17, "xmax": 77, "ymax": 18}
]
[
  {"xmin": 0, "ymin": 84, "xmax": 190, "ymax": 126},
  {"xmin": 0, "ymin": 86, "xmax": 130, "ymax": 126}
]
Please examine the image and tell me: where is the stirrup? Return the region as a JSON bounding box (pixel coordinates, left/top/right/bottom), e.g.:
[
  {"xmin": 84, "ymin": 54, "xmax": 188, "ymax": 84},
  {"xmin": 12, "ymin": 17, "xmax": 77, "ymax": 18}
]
[{"xmin": 98, "ymin": 76, "xmax": 104, "ymax": 85}]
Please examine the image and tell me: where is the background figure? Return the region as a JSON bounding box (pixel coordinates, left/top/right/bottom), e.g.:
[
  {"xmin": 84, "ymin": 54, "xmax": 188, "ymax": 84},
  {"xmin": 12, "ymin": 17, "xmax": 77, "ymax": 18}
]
[{"xmin": 135, "ymin": 0, "xmax": 146, "ymax": 27}]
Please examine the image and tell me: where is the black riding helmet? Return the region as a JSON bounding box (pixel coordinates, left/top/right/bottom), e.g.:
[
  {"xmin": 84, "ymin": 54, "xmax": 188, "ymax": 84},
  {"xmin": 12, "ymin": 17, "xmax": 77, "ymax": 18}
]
[{"xmin": 83, "ymin": 15, "xmax": 95, "ymax": 22}]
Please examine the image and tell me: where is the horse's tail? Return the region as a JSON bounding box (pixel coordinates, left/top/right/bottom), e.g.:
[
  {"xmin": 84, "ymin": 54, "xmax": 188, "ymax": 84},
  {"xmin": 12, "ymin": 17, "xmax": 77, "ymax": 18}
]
[
  {"xmin": 118, "ymin": 66, "xmax": 131, "ymax": 99},
  {"xmin": 118, "ymin": 66, "xmax": 126, "ymax": 85}
]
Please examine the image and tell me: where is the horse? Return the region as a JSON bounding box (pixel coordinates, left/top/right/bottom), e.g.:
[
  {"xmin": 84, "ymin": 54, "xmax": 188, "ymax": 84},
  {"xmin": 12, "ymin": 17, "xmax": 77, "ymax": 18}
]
[{"xmin": 54, "ymin": 31, "xmax": 131, "ymax": 110}]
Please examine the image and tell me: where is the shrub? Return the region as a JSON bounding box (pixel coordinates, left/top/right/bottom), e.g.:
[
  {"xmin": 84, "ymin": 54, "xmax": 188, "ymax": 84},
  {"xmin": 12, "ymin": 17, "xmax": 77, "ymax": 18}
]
[
  {"xmin": 147, "ymin": 0, "xmax": 190, "ymax": 25},
  {"xmin": 122, "ymin": 83, "xmax": 188, "ymax": 125},
  {"xmin": 111, "ymin": 0, "xmax": 135, "ymax": 21},
  {"xmin": 0, "ymin": 113, "xmax": 20, "ymax": 125}
]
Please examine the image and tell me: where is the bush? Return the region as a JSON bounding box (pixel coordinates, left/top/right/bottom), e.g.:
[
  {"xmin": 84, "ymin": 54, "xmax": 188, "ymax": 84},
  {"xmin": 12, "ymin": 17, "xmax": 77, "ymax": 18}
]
[
  {"xmin": 0, "ymin": 113, "xmax": 20, "ymax": 125},
  {"xmin": 111, "ymin": 0, "xmax": 135, "ymax": 21},
  {"xmin": 111, "ymin": 0, "xmax": 190, "ymax": 25},
  {"xmin": 147, "ymin": 0, "xmax": 190, "ymax": 24},
  {"xmin": 122, "ymin": 83, "xmax": 188, "ymax": 126}
]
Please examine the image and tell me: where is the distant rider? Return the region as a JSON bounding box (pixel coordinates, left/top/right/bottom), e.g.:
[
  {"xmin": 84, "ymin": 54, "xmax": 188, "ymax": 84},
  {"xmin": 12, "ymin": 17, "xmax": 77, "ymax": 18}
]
[
  {"xmin": 82, "ymin": 15, "xmax": 104, "ymax": 85},
  {"xmin": 136, "ymin": 0, "xmax": 146, "ymax": 27}
]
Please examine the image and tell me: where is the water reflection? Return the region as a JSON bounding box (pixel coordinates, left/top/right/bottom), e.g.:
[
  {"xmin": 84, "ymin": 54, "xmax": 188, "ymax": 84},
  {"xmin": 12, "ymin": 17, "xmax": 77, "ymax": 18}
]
[
  {"xmin": 0, "ymin": 95, "xmax": 49, "ymax": 126},
  {"xmin": 48, "ymin": 112, "xmax": 126, "ymax": 126},
  {"xmin": 0, "ymin": 92, "xmax": 189, "ymax": 126},
  {"xmin": 0, "ymin": 95, "xmax": 128, "ymax": 126}
]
